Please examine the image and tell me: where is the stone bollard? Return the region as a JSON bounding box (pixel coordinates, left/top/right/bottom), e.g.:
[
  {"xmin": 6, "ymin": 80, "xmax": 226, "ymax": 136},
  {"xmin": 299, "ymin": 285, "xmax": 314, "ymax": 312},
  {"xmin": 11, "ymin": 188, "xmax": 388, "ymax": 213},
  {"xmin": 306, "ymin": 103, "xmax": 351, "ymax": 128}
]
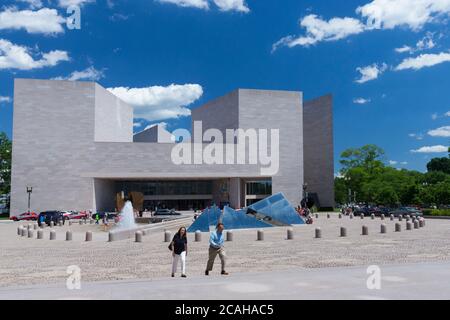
[
  {"xmin": 85, "ymin": 231, "xmax": 92, "ymax": 242},
  {"xmin": 79, "ymin": 220, "xmax": 83, "ymax": 226},
  {"xmin": 90, "ymin": 219, "xmax": 94, "ymax": 225},
  {"xmin": 226, "ymin": 231, "xmax": 233, "ymax": 242},
  {"xmin": 398, "ymin": 215, "xmax": 403, "ymax": 222},
  {"xmin": 58, "ymin": 221, "xmax": 63, "ymax": 227},
  {"xmin": 164, "ymin": 231, "xmax": 172, "ymax": 242},
  {"xmin": 338, "ymin": 213, "xmax": 342, "ymax": 219},
  {"xmin": 108, "ymin": 231, "xmax": 114, "ymax": 242},
  {"xmin": 28, "ymin": 229, "xmax": 34, "ymax": 238},
  {"xmin": 406, "ymin": 222, "xmax": 412, "ymax": 231},
  {"xmin": 390, "ymin": 214, "xmax": 394, "ymax": 221},
  {"xmin": 414, "ymin": 220, "xmax": 419, "ymax": 229},
  {"xmin": 380, "ymin": 224, "xmax": 387, "ymax": 234},
  {"xmin": 406, "ymin": 215, "xmax": 410, "ymax": 222},
  {"xmin": 50, "ymin": 230, "xmax": 56, "ymax": 240},
  {"xmin": 135, "ymin": 231, "xmax": 142, "ymax": 243},
  {"xmin": 327, "ymin": 213, "xmax": 330, "ymax": 219},
  {"xmin": 66, "ymin": 230, "xmax": 72, "ymax": 241},
  {"xmin": 37, "ymin": 229, "xmax": 44, "ymax": 239},
  {"xmin": 142, "ymin": 230, "xmax": 147, "ymax": 236},
  {"xmin": 27, "ymin": 224, "xmax": 32, "ymax": 230},
  {"xmin": 21, "ymin": 227, "xmax": 27, "ymax": 237},
  {"xmin": 17, "ymin": 226, "xmax": 22, "ymax": 236},
  {"xmin": 50, "ymin": 221, "xmax": 54, "ymax": 228},
  {"xmin": 395, "ymin": 223, "xmax": 401, "ymax": 232},
  {"xmin": 350, "ymin": 214, "xmax": 354, "ymax": 219},
  {"xmin": 287, "ymin": 228, "xmax": 294, "ymax": 240},
  {"xmin": 315, "ymin": 213, "xmax": 319, "ymax": 219},
  {"xmin": 315, "ymin": 227, "xmax": 322, "ymax": 239},
  {"xmin": 361, "ymin": 214, "xmax": 364, "ymax": 219},
  {"xmin": 362, "ymin": 225, "xmax": 369, "ymax": 236},
  {"xmin": 257, "ymin": 229, "xmax": 264, "ymax": 241},
  {"xmin": 381, "ymin": 214, "xmax": 385, "ymax": 220},
  {"xmin": 340, "ymin": 227, "xmax": 347, "ymax": 237},
  {"xmin": 34, "ymin": 223, "xmax": 38, "ymax": 230},
  {"xmin": 371, "ymin": 214, "xmax": 375, "ymax": 220},
  {"xmin": 195, "ymin": 230, "xmax": 202, "ymax": 242},
  {"xmin": 419, "ymin": 219, "xmax": 425, "ymax": 228},
  {"xmin": 69, "ymin": 220, "xmax": 72, "ymax": 226}
]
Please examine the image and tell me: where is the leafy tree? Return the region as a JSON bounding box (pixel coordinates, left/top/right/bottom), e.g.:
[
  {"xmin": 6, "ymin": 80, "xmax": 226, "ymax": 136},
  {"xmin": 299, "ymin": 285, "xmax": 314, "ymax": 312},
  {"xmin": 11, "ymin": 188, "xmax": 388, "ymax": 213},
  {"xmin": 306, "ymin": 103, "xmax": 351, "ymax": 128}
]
[
  {"xmin": 0, "ymin": 132, "xmax": 12, "ymax": 195},
  {"xmin": 426, "ymin": 157, "xmax": 450, "ymax": 174},
  {"xmin": 339, "ymin": 144, "xmax": 385, "ymax": 174}
]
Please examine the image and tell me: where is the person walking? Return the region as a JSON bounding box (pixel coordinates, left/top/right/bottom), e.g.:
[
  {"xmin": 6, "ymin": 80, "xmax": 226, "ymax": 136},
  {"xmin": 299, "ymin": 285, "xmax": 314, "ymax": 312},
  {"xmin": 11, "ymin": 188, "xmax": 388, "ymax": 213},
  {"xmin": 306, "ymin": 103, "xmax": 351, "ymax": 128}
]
[
  {"xmin": 170, "ymin": 227, "xmax": 188, "ymax": 278},
  {"xmin": 205, "ymin": 222, "xmax": 229, "ymax": 276}
]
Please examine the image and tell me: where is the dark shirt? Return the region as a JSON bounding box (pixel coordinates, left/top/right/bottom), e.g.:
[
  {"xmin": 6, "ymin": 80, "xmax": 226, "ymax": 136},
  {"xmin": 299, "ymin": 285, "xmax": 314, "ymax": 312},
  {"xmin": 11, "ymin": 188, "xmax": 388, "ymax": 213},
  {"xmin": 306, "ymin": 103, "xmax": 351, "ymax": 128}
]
[{"xmin": 172, "ymin": 233, "xmax": 187, "ymax": 255}]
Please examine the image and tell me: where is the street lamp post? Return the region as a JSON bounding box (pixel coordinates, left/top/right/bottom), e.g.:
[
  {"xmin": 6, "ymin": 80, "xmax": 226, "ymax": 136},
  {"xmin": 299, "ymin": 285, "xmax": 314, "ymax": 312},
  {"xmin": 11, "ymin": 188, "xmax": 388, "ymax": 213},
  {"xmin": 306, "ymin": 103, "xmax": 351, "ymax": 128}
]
[
  {"xmin": 26, "ymin": 186, "xmax": 33, "ymax": 213},
  {"xmin": 302, "ymin": 182, "xmax": 308, "ymax": 208}
]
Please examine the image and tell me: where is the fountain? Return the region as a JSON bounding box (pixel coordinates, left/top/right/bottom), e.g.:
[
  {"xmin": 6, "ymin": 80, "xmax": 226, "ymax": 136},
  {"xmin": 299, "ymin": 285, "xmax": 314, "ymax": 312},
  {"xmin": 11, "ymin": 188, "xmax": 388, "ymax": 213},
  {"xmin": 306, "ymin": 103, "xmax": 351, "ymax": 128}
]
[{"xmin": 117, "ymin": 200, "xmax": 137, "ymax": 229}]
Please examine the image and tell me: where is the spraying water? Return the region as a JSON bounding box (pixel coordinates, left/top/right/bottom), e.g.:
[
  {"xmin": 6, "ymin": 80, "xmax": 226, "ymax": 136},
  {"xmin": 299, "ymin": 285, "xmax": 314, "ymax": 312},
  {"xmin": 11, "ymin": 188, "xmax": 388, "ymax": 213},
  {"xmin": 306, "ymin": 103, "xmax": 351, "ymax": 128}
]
[{"xmin": 117, "ymin": 200, "xmax": 137, "ymax": 229}]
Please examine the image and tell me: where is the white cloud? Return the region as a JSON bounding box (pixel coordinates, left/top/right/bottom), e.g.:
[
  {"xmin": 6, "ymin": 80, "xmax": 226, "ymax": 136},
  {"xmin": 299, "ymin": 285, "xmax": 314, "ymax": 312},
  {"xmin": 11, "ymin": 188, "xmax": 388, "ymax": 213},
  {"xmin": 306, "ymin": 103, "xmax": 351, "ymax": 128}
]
[
  {"xmin": 395, "ymin": 52, "xmax": 450, "ymax": 71},
  {"xmin": 0, "ymin": 38, "xmax": 69, "ymax": 70},
  {"xmin": 0, "ymin": 8, "xmax": 65, "ymax": 34},
  {"xmin": 395, "ymin": 32, "xmax": 436, "ymax": 54},
  {"xmin": 144, "ymin": 122, "xmax": 168, "ymax": 131},
  {"xmin": 431, "ymin": 113, "xmax": 438, "ymax": 120},
  {"xmin": 57, "ymin": 0, "xmax": 95, "ymax": 7},
  {"xmin": 355, "ymin": 63, "xmax": 388, "ymax": 83},
  {"xmin": 53, "ymin": 66, "xmax": 105, "ymax": 81},
  {"xmin": 108, "ymin": 84, "xmax": 203, "ymax": 121},
  {"xmin": 411, "ymin": 145, "xmax": 448, "ymax": 153},
  {"xmin": 273, "ymin": 14, "xmax": 365, "ymax": 50},
  {"xmin": 213, "ymin": 0, "xmax": 249, "ymax": 13},
  {"xmin": 157, "ymin": 0, "xmax": 209, "ymax": 10},
  {"xmin": 133, "ymin": 122, "xmax": 142, "ymax": 128},
  {"xmin": 445, "ymin": 111, "xmax": 450, "ymax": 117},
  {"xmin": 428, "ymin": 126, "xmax": 450, "ymax": 137},
  {"xmin": 353, "ymin": 97, "xmax": 371, "ymax": 104},
  {"xmin": 400, "ymin": 161, "xmax": 408, "ymax": 165},
  {"xmin": 409, "ymin": 133, "xmax": 424, "ymax": 140},
  {"xmin": 356, "ymin": 0, "xmax": 450, "ymax": 31},
  {"xmin": 0, "ymin": 96, "xmax": 11, "ymax": 104},
  {"xmin": 17, "ymin": 0, "xmax": 44, "ymax": 9},
  {"xmin": 389, "ymin": 160, "xmax": 398, "ymax": 165}
]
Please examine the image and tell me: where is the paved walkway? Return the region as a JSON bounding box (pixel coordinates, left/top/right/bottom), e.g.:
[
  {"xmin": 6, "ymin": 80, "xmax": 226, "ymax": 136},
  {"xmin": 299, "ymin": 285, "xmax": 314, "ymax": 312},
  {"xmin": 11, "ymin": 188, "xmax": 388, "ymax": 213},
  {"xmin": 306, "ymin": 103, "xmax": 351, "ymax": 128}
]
[{"xmin": 1, "ymin": 261, "xmax": 449, "ymax": 300}]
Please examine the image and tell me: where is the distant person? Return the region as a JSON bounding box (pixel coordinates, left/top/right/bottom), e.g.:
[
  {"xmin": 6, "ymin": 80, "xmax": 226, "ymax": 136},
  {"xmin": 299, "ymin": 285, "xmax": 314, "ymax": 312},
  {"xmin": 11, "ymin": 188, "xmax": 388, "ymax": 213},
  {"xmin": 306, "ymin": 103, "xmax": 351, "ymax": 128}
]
[
  {"xmin": 205, "ymin": 223, "xmax": 228, "ymax": 276},
  {"xmin": 169, "ymin": 227, "xmax": 188, "ymax": 278},
  {"xmin": 95, "ymin": 213, "xmax": 100, "ymax": 224}
]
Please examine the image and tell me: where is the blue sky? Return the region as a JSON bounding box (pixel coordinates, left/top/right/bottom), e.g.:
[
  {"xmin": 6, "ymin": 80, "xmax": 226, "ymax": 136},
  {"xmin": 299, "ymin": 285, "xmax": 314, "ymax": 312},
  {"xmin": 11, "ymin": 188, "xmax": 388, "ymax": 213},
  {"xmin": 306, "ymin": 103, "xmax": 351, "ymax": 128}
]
[{"xmin": 0, "ymin": 0, "xmax": 449, "ymax": 173}]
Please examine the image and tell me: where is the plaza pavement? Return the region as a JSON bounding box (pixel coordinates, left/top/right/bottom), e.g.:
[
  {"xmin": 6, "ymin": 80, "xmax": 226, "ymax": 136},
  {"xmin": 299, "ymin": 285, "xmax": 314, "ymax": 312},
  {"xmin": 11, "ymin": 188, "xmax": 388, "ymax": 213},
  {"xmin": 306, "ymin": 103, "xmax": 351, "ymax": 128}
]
[{"xmin": 1, "ymin": 261, "xmax": 449, "ymax": 300}]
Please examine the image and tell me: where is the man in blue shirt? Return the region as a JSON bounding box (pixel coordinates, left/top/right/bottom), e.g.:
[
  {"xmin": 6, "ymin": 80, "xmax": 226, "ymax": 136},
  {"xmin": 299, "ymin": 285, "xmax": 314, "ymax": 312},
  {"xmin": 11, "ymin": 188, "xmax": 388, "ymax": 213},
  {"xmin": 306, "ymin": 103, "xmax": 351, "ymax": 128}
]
[{"xmin": 205, "ymin": 222, "xmax": 229, "ymax": 276}]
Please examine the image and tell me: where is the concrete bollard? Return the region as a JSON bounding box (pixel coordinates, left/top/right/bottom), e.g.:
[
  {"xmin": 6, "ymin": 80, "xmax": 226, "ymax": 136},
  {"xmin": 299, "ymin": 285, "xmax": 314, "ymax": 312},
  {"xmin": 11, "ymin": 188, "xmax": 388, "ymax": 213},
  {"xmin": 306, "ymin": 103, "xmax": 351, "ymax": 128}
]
[
  {"xmin": 50, "ymin": 221, "xmax": 54, "ymax": 228},
  {"xmin": 226, "ymin": 231, "xmax": 233, "ymax": 242},
  {"xmin": 28, "ymin": 229, "xmax": 34, "ymax": 238},
  {"xmin": 257, "ymin": 229, "xmax": 264, "ymax": 241},
  {"xmin": 21, "ymin": 227, "xmax": 27, "ymax": 237},
  {"xmin": 315, "ymin": 227, "xmax": 322, "ymax": 239},
  {"xmin": 362, "ymin": 225, "xmax": 369, "ymax": 236},
  {"xmin": 195, "ymin": 230, "xmax": 202, "ymax": 242},
  {"xmin": 27, "ymin": 224, "xmax": 32, "ymax": 230},
  {"xmin": 315, "ymin": 213, "xmax": 319, "ymax": 219},
  {"xmin": 90, "ymin": 219, "xmax": 94, "ymax": 225},
  {"xmin": 340, "ymin": 227, "xmax": 347, "ymax": 237},
  {"xmin": 371, "ymin": 214, "xmax": 375, "ymax": 220},
  {"xmin": 79, "ymin": 220, "xmax": 83, "ymax": 225},
  {"xmin": 327, "ymin": 213, "xmax": 330, "ymax": 219},
  {"xmin": 338, "ymin": 213, "xmax": 342, "ymax": 219},
  {"xmin": 395, "ymin": 223, "xmax": 401, "ymax": 232},
  {"xmin": 108, "ymin": 231, "xmax": 114, "ymax": 242},
  {"xmin": 85, "ymin": 231, "xmax": 92, "ymax": 242},
  {"xmin": 50, "ymin": 230, "xmax": 56, "ymax": 240},
  {"xmin": 406, "ymin": 222, "xmax": 412, "ymax": 231},
  {"xmin": 66, "ymin": 230, "xmax": 72, "ymax": 241},
  {"xmin": 390, "ymin": 214, "xmax": 394, "ymax": 221},
  {"xmin": 17, "ymin": 226, "xmax": 22, "ymax": 235},
  {"xmin": 361, "ymin": 214, "xmax": 364, "ymax": 219},
  {"xmin": 380, "ymin": 224, "xmax": 387, "ymax": 234},
  {"xmin": 69, "ymin": 220, "xmax": 72, "ymax": 226},
  {"xmin": 164, "ymin": 231, "xmax": 172, "ymax": 242},
  {"xmin": 422, "ymin": 219, "xmax": 426, "ymax": 227},
  {"xmin": 287, "ymin": 228, "xmax": 294, "ymax": 240},
  {"xmin": 37, "ymin": 229, "xmax": 44, "ymax": 239},
  {"xmin": 381, "ymin": 214, "xmax": 385, "ymax": 220},
  {"xmin": 350, "ymin": 214, "xmax": 354, "ymax": 219},
  {"xmin": 142, "ymin": 230, "xmax": 147, "ymax": 236},
  {"xmin": 58, "ymin": 221, "xmax": 63, "ymax": 227},
  {"xmin": 406, "ymin": 215, "xmax": 410, "ymax": 222},
  {"xmin": 398, "ymin": 215, "xmax": 403, "ymax": 222},
  {"xmin": 135, "ymin": 231, "xmax": 142, "ymax": 243},
  {"xmin": 419, "ymin": 219, "xmax": 425, "ymax": 228},
  {"xmin": 33, "ymin": 223, "xmax": 38, "ymax": 230},
  {"xmin": 414, "ymin": 220, "xmax": 419, "ymax": 229}
]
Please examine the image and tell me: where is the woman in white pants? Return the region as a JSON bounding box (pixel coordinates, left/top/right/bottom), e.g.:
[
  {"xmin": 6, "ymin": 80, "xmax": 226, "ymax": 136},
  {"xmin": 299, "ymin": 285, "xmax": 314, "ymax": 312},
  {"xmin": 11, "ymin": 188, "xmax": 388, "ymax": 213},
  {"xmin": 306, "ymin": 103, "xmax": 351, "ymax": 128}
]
[{"xmin": 170, "ymin": 227, "xmax": 188, "ymax": 278}]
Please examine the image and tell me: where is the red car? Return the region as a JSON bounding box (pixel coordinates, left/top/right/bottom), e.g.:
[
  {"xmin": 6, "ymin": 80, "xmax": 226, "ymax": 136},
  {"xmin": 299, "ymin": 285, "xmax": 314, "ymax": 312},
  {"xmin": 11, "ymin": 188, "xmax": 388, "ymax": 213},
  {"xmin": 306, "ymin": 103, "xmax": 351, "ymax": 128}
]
[
  {"xmin": 10, "ymin": 212, "xmax": 38, "ymax": 221},
  {"xmin": 67, "ymin": 211, "xmax": 88, "ymax": 220}
]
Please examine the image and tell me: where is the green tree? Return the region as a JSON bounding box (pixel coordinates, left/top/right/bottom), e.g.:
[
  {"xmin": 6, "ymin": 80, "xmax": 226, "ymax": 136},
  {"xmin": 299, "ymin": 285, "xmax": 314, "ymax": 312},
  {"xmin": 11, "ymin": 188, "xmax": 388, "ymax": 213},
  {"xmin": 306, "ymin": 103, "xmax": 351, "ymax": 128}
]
[
  {"xmin": 339, "ymin": 144, "xmax": 385, "ymax": 174},
  {"xmin": 426, "ymin": 157, "xmax": 450, "ymax": 174},
  {"xmin": 0, "ymin": 132, "xmax": 12, "ymax": 195}
]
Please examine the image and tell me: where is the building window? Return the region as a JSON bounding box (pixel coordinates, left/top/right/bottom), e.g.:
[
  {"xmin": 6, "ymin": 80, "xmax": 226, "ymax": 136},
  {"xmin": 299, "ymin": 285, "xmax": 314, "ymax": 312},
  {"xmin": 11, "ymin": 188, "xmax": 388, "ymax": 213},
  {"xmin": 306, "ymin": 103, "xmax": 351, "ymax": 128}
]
[{"xmin": 246, "ymin": 180, "xmax": 272, "ymax": 196}]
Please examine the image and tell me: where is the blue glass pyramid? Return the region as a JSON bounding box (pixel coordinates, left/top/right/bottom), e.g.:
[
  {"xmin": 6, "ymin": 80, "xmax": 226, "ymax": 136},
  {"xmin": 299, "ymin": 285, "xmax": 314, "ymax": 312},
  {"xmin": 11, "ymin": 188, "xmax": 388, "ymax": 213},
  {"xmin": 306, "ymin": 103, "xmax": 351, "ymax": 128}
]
[
  {"xmin": 248, "ymin": 192, "xmax": 305, "ymax": 225},
  {"xmin": 221, "ymin": 206, "xmax": 273, "ymax": 230},
  {"xmin": 187, "ymin": 205, "xmax": 222, "ymax": 232}
]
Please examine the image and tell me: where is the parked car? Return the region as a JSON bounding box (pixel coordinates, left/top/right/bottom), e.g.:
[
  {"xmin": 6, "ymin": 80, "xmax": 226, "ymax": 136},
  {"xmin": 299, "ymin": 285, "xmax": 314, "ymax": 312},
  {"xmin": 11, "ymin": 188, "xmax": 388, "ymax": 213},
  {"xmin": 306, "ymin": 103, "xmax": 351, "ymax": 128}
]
[
  {"xmin": 389, "ymin": 207, "xmax": 423, "ymax": 217},
  {"xmin": 154, "ymin": 208, "xmax": 181, "ymax": 216},
  {"xmin": 10, "ymin": 212, "xmax": 38, "ymax": 221},
  {"xmin": 67, "ymin": 211, "xmax": 88, "ymax": 220},
  {"xmin": 38, "ymin": 211, "xmax": 65, "ymax": 226}
]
